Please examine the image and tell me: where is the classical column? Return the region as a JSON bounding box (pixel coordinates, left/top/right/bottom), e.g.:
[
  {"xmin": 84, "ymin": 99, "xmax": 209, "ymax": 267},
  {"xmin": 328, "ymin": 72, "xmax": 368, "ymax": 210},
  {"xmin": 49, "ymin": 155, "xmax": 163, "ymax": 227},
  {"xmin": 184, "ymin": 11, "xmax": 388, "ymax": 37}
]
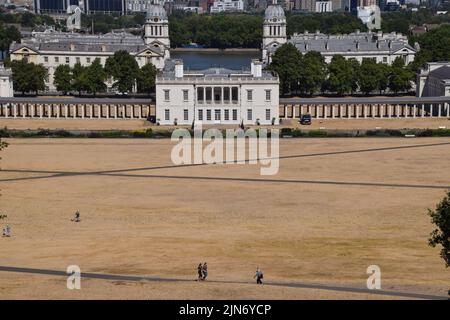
[
  {"xmin": 56, "ymin": 104, "xmax": 60, "ymax": 118},
  {"xmin": 421, "ymin": 104, "xmax": 425, "ymax": 117},
  {"xmin": 331, "ymin": 104, "xmax": 335, "ymax": 118},
  {"xmin": 430, "ymin": 104, "xmax": 434, "ymax": 117},
  {"xmin": 106, "ymin": 105, "xmax": 110, "ymax": 119},
  {"xmin": 413, "ymin": 104, "xmax": 416, "ymax": 118},
  {"xmin": 22, "ymin": 104, "xmax": 26, "ymax": 118},
  {"xmin": 284, "ymin": 105, "xmax": 287, "ymax": 118},
  {"xmin": 438, "ymin": 103, "xmax": 442, "ymax": 117},
  {"xmin": 114, "ymin": 105, "xmax": 118, "ymax": 119},
  {"xmin": 39, "ymin": 105, "xmax": 43, "ymax": 118},
  {"xmin": 447, "ymin": 103, "xmax": 450, "ymax": 118}
]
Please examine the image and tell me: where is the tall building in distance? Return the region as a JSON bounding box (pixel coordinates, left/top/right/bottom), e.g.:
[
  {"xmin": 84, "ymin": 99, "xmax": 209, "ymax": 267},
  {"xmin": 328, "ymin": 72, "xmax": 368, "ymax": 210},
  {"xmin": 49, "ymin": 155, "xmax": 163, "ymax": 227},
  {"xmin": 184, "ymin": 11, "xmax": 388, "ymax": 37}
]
[{"xmin": 34, "ymin": 0, "xmax": 127, "ymax": 14}]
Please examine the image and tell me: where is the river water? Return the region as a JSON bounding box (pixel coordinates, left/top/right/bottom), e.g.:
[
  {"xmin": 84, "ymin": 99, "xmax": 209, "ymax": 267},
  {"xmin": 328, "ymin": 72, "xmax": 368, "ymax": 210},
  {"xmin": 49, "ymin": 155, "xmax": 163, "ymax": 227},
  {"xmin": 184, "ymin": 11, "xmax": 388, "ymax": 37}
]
[{"xmin": 170, "ymin": 50, "xmax": 261, "ymax": 71}]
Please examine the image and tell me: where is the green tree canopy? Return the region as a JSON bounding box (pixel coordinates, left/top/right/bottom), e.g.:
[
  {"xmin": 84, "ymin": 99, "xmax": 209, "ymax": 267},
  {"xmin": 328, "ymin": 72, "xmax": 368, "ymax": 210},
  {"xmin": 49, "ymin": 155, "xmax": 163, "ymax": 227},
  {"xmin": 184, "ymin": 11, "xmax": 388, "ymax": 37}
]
[
  {"xmin": 71, "ymin": 62, "xmax": 88, "ymax": 95},
  {"xmin": 326, "ymin": 55, "xmax": 358, "ymax": 95},
  {"xmin": 54, "ymin": 64, "xmax": 72, "ymax": 94},
  {"xmin": 9, "ymin": 59, "xmax": 47, "ymax": 94},
  {"xmin": 358, "ymin": 59, "xmax": 386, "ymax": 95},
  {"xmin": 105, "ymin": 50, "xmax": 139, "ymax": 93},
  {"xmin": 85, "ymin": 58, "xmax": 107, "ymax": 95},
  {"xmin": 137, "ymin": 63, "xmax": 158, "ymax": 94},
  {"xmin": 298, "ymin": 51, "xmax": 327, "ymax": 95},
  {"xmin": 267, "ymin": 43, "xmax": 302, "ymax": 95},
  {"xmin": 428, "ymin": 191, "xmax": 450, "ymax": 268}
]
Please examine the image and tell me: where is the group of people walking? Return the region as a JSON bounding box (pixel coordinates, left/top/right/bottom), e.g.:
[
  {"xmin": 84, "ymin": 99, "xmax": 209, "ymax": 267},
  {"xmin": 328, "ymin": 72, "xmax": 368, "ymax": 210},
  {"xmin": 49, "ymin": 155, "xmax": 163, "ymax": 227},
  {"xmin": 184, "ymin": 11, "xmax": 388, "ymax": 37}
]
[
  {"xmin": 2, "ymin": 225, "xmax": 11, "ymax": 237},
  {"xmin": 197, "ymin": 262, "xmax": 208, "ymax": 281},
  {"xmin": 197, "ymin": 263, "xmax": 264, "ymax": 284}
]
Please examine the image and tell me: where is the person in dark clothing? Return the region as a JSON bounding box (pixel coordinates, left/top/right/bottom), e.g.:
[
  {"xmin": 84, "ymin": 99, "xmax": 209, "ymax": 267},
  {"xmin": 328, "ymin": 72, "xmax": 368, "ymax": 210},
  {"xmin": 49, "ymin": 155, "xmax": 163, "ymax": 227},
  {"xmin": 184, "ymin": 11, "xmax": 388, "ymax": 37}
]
[
  {"xmin": 197, "ymin": 263, "xmax": 203, "ymax": 281},
  {"xmin": 254, "ymin": 267, "xmax": 263, "ymax": 284},
  {"xmin": 202, "ymin": 262, "xmax": 208, "ymax": 280}
]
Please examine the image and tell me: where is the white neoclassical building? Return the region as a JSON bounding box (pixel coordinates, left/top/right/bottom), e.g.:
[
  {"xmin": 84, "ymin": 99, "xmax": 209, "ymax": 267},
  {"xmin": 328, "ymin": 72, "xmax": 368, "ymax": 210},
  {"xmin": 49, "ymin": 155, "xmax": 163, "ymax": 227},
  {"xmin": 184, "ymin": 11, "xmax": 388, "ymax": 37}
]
[
  {"xmin": 262, "ymin": 2, "xmax": 417, "ymax": 65},
  {"xmin": 9, "ymin": 3, "xmax": 170, "ymax": 92},
  {"xmin": 0, "ymin": 63, "xmax": 14, "ymax": 98},
  {"xmin": 156, "ymin": 60, "xmax": 279, "ymax": 126},
  {"xmin": 416, "ymin": 62, "xmax": 450, "ymax": 97}
]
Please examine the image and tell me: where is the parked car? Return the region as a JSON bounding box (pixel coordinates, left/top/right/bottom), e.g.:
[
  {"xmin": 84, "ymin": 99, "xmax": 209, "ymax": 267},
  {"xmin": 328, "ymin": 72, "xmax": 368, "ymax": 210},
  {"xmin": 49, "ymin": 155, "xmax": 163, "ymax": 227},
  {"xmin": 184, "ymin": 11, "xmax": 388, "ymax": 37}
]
[{"xmin": 299, "ymin": 114, "xmax": 312, "ymax": 125}]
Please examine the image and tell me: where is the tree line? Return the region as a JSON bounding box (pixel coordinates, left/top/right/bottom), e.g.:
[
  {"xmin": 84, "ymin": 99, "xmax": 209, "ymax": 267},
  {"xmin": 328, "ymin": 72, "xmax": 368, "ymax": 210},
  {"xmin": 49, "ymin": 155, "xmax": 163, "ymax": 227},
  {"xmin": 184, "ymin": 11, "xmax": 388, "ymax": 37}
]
[
  {"xmin": 6, "ymin": 50, "xmax": 157, "ymax": 95},
  {"xmin": 268, "ymin": 43, "xmax": 414, "ymax": 96}
]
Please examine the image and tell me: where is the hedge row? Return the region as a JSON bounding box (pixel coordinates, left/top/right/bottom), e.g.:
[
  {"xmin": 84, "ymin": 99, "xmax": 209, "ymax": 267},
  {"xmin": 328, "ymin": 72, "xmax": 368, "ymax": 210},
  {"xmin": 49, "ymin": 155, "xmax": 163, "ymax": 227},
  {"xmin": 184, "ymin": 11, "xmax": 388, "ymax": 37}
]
[{"xmin": 1, "ymin": 127, "xmax": 450, "ymax": 138}]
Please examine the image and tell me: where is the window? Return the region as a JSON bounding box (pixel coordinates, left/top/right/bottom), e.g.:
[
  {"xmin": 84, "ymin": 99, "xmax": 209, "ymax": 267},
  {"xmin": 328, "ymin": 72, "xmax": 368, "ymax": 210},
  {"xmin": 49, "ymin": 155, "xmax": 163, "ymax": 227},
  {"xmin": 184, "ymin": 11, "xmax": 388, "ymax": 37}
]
[
  {"xmin": 266, "ymin": 109, "xmax": 271, "ymax": 121},
  {"xmin": 265, "ymin": 90, "xmax": 271, "ymax": 101},
  {"xmin": 383, "ymin": 57, "xmax": 387, "ymax": 63},
  {"xmin": 232, "ymin": 109, "xmax": 238, "ymax": 121},
  {"xmin": 198, "ymin": 109, "xmax": 203, "ymax": 121},
  {"xmin": 224, "ymin": 109, "xmax": 229, "ymax": 121},
  {"xmin": 183, "ymin": 90, "xmax": 189, "ymax": 102},
  {"xmin": 215, "ymin": 109, "xmax": 221, "ymax": 121},
  {"xmin": 76, "ymin": 57, "xmax": 80, "ymax": 64},
  {"xmin": 55, "ymin": 57, "xmax": 59, "ymax": 63},
  {"xmin": 164, "ymin": 109, "xmax": 170, "ymax": 121},
  {"xmin": 206, "ymin": 109, "xmax": 212, "ymax": 121},
  {"xmin": 183, "ymin": 109, "xmax": 188, "ymax": 121},
  {"xmin": 231, "ymin": 87, "xmax": 238, "ymax": 103},
  {"xmin": 223, "ymin": 87, "xmax": 230, "ymax": 103},
  {"xmin": 44, "ymin": 56, "xmax": 48, "ymax": 63},
  {"xmin": 164, "ymin": 89, "xmax": 170, "ymax": 101},
  {"xmin": 197, "ymin": 87, "xmax": 204, "ymax": 103},
  {"xmin": 87, "ymin": 57, "xmax": 91, "ymax": 64},
  {"xmin": 247, "ymin": 109, "xmax": 252, "ymax": 121},
  {"xmin": 247, "ymin": 90, "xmax": 253, "ymax": 101},
  {"xmin": 205, "ymin": 87, "xmax": 212, "ymax": 102},
  {"xmin": 65, "ymin": 57, "xmax": 70, "ymax": 64}
]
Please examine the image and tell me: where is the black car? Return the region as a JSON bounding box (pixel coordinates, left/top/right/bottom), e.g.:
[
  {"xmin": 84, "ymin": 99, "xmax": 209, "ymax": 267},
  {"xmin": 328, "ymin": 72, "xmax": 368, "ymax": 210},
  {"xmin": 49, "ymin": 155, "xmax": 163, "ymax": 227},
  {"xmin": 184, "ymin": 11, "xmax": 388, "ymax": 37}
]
[{"xmin": 299, "ymin": 114, "xmax": 312, "ymax": 125}]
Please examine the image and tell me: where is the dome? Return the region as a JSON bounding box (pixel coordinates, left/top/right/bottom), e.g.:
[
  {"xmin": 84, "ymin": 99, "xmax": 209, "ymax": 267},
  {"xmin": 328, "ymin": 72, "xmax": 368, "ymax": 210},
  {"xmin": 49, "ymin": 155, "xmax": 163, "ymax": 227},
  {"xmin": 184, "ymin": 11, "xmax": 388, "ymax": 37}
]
[
  {"xmin": 146, "ymin": 4, "xmax": 168, "ymax": 20},
  {"xmin": 264, "ymin": 5, "xmax": 285, "ymax": 20}
]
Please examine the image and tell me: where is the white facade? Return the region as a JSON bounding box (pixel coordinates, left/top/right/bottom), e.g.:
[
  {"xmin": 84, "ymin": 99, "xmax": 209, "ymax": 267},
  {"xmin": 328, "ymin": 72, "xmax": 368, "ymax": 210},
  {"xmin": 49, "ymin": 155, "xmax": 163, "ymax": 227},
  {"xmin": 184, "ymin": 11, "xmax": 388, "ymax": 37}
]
[
  {"xmin": 156, "ymin": 60, "xmax": 279, "ymax": 126},
  {"xmin": 315, "ymin": 1, "xmax": 332, "ymax": 12},
  {"xmin": 210, "ymin": 0, "xmax": 244, "ymax": 13},
  {"xmin": 0, "ymin": 63, "xmax": 14, "ymax": 98},
  {"xmin": 357, "ymin": 5, "xmax": 381, "ymax": 30},
  {"xmin": 9, "ymin": 4, "xmax": 170, "ymax": 92},
  {"xmin": 417, "ymin": 62, "xmax": 450, "ymax": 97},
  {"xmin": 262, "ymin": 3, "xmax": 287, "ymax": 64}
]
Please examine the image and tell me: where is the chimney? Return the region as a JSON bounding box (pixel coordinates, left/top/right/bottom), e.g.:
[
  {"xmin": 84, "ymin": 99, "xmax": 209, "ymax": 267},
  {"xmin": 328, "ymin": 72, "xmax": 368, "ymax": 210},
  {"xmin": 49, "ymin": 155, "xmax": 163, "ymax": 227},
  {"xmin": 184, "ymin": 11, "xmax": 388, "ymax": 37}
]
[
  {"xmin": 175, "ymin": 60, "xmax": 184, "ymax": 78},
  {"xmin": 251, "ymin": 59, "xmax": 262, "ymax": 78}
]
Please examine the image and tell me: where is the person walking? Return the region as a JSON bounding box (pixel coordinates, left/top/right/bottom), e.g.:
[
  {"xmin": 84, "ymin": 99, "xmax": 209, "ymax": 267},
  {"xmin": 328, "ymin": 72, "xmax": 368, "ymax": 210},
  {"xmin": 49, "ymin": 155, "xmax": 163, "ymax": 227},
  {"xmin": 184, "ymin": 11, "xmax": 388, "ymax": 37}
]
[
  {"xmin": 202, "ymin": 262, "xmax": 208, "ymax": 280},
  {"xmin": 197, "ymin": 263, "xmax": 203, "ymax": 281},
  {"xmin": 254, "ymin": 267, "xmax": 263, "ymax": 284}
]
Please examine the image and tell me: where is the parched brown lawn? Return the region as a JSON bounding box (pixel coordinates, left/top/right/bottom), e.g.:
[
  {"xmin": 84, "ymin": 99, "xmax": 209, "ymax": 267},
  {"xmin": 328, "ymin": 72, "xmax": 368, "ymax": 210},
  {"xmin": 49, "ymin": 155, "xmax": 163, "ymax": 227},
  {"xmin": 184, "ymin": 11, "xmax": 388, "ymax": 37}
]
[{"xmin": 0, "ymin": 137, "xmax": 449, "ymax": 299}]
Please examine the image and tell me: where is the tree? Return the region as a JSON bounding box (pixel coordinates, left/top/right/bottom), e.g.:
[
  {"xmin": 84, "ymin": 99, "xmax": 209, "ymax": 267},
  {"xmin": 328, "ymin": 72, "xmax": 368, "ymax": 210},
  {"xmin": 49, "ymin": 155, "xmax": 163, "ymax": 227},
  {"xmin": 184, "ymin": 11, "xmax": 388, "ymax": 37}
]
[
  {"xmin": 267, "ymin": 43, "xmax": 302, "ymax": 95},
  {"xmin": 137, "ymin": 63, "xmax": 158, "ymax": 94},
  {"xmin": 327, "ymin": 55, "xmax": 356, "ymax": 95},
  {"xmin": 389, "ymin": 62, "xmax": 413, "ymax": 94},
  {"xmin": 358, "ymin": 59, "xmax": 385, "ymax": 95},
  {"xmin": 54, "ymin": 65, "xmax": 72, "ymax": 94},
  {"xmin": 71, "ymin": 63, "xmax": 88, "ymax": 95},
  {"xmin": 299, "ymin": 51, "xmax": 327, "ymax": 95},
  {"xmin": 105, "ymin": 50, "xmax": 139, "ymax": 93},
  {"xmin": 428, "ymin": 191, "xmax": 450, "ymax": 269},
  {"xmin": 85, "ymin": 58, "xmax": 107, "ymax": 95},
  {"xmin": 9, "ymin": 60, "xmax": 47, "ymax": 95}
]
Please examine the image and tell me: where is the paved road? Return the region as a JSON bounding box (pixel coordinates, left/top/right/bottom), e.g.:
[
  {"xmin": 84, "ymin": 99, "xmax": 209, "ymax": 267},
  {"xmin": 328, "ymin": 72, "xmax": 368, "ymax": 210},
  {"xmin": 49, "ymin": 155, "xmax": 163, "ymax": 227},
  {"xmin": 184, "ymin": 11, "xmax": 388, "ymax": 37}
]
[{"xmin": 0, "ymin": 265, "xmax": 447, "ymax": 300}]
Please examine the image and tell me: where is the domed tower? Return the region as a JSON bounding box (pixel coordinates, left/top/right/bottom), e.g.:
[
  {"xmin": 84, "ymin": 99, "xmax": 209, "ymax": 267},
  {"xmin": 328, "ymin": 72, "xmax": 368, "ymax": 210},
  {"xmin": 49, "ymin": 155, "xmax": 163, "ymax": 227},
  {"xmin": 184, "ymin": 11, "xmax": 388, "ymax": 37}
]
[
  {"xmin": 262, "ymin": 0, "xmax": 287, "ymax": 64},
  {"xmin": 144, "ymin": 3, "xmax": 170, "ymax": 56}
]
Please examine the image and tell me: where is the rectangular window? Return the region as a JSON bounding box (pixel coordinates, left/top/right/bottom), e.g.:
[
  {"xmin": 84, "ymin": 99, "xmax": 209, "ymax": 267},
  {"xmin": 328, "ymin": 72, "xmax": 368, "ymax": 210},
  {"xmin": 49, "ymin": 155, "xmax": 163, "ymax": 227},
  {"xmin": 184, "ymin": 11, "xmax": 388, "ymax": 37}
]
[
  {"xmin": 183, "ymin": 109, "xmax": 188, "ymax": 121},
  {"xmin": 198, "ymin": 109, "xmax": 203, "ymax": 121},
  {"xmin": 76, "ymin": 57, "xmax": 80, "ymax": 64},
  {"xmin": 164, "ymin": 109, "xmax": 170, "ymax": 121},
  {"xmin": 164, "ymin": 89, "xmax": 170, "ymax": 101},
  {"xmin": 232, "ymin": 109, "xmax": 238, "ymax": 121},
  {"xmin": 266, "ymin": 109, "xmax": 271, "ymax": 121},
  {"xmin": 55, "ymin": 57, "xmax": 59, "ymax": 63},
  {"xmin": 87, "ymin": 57, "xmax": 91, "ymax": 63},
  {"xmin": 44, "ymin": 56, "xmax": 48, "ymax": 63},
  {"xmin": 224, "ymin": 109, "xmax": 229, "ymax": 121},
  {"xmin": 223, "ymin": 87, "xmax": 230, "ymax": 103},
  {"xmin": 383, "ymin": 57, "xmax": 387, "ymax": 63},
  {"xmin": 65, "ymin": 57, "xmax": 70, "ymax": 64},
  {"xmin": 215, "ymin": 109, "xmax": 221, "ymax": 121},
  {"xmin": 197, "ymin": 87, "xmax": 204, "ymax": 103},
  {"xmin": 214, "ymin": 87, "xmax": 221, "ymax": 103},
  {"xmin": 206, "ymin": 109, "xmax": 211, "ymax": 121},
  {"xmin": 247, "ymin": 90, "xmax": 253, "ymax": 101},
  {"xmin": 265, "ymin": 90, "xmax": 271, "ymax": 101},
  {"xmin": 205, "ymin": 87, "xmax": 212, "ymax": 102},
  {"xmin": 183, "ymin": 90, "xmax": 189, "ymax": 102},
  {"xmin": 247, "ymin": 109, "xmax": 252, "ymax": 121},
  {"xmin": 231, "ymin": 87, "xmax": 238, "ymax": 103}
]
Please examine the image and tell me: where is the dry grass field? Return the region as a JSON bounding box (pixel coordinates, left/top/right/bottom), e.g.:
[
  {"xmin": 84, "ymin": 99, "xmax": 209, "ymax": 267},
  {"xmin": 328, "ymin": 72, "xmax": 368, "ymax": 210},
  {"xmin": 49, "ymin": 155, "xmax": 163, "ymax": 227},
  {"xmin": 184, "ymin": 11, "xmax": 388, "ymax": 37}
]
[{"xmin": 0, "ymin": 137, "xmax": 449, "ymax": 299}]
